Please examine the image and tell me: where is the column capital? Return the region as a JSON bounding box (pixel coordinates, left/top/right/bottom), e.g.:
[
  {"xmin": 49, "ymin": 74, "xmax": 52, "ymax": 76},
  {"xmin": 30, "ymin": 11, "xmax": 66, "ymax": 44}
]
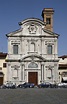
[{"xmin": 41, "ymin": 62, "xmax": 44, "ymax": 65}]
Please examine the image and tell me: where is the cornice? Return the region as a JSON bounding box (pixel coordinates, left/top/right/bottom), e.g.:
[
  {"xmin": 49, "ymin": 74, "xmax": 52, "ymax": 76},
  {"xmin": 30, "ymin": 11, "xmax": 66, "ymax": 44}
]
[{"xmin": 6, "ymin": 59, "xmax": 59, "ymax": 62}]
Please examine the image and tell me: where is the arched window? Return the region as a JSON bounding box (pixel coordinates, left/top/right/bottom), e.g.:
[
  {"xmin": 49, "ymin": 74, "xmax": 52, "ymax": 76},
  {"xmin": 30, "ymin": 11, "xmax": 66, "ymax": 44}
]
[
  {"xmin": 30, "ymin": 43, "xmax": 35, "ymax": 52},
  {"xmin": 28, "ymin": 62, "xmax": 38, "ymax": 68},
  {"xmin": 46, "ymin": 18, "xmax": 51, "ymax": 24},
  {"xmin": 47, "ymin": 45, "xmax": 52, "ymax": 54}
]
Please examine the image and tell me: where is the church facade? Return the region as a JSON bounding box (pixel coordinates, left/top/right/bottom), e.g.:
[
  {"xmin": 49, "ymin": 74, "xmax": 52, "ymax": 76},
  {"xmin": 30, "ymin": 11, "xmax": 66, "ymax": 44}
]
[{"xmin": 6, "ymin": 8, "xmax": 59, "ymax": 85}]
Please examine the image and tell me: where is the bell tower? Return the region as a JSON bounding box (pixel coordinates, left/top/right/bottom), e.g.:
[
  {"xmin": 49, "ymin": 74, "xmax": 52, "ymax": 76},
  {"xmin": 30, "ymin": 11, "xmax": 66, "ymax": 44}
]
[{"xmin": 42, "ymin": 8, "xmax": 54, "ymax": 32}]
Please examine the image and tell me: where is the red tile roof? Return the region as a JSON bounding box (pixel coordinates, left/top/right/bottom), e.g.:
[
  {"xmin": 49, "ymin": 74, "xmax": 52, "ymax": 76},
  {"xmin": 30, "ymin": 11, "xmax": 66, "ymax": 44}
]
[
  {"xmin": 0, "ymin": 52, "xmax": 7, "ymax": 59},
  {"xmin": 58, "ymin": 55, "xmax": 67, "ymax": 59}
]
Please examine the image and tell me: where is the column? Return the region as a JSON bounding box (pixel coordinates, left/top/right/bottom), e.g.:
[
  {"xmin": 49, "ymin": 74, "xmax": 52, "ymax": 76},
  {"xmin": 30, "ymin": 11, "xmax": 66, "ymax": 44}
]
[
  {"xmin": 41, "ymin": 63, "xmax": 44, "ymax": 82},
  {"xmin": 7, "ymin": 63, "xmax": 10, "ymax": 82},
  {"xmin": 7, "ymin": 62, "xmax": 12, "ymax": 82},
  {"xmin": 21, "ymin": 64, "xmax": 25, "ymax": 81}
]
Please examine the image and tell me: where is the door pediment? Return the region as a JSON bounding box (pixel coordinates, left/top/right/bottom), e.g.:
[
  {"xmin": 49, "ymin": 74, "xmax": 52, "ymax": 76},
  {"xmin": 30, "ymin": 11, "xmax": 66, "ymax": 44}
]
[{"xmin": 20, "ymin": 54, "xmax": 45, "ymax": 62}]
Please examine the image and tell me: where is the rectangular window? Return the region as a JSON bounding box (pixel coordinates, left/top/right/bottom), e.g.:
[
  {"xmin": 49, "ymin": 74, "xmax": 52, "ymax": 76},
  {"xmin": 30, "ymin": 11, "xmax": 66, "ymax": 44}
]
[
  {"xmin": 0, "ymin": 67, "xmax": 2, "ymax": 70},
  {"xmin": 3, "ymin": 63, "xmax": 6, "ymax": 67},
  {"xmin": 47, "ymin": 45, "xmax": 52, "ymax": 54},
  {"xmin": 13, "ymin": 45, "xmax": 18, "ymax": 54},
  {"xmin": 46, "ymin": 18, "xmax": 51, "ymax": 24}
]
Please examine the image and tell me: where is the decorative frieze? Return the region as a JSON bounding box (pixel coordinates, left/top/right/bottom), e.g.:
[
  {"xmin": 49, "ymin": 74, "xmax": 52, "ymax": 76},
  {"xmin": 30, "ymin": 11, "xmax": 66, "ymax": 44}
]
[
  {"xmin": 11, "ymin": 65, "xmax": 20, "ymax": 69},
  {"xmin": 11, "ymin": 40, "xmax": 20, "ymax": 45},
  {"xmin": 45, "ymin": 41, "xmax": 54, "ymax": 45}
]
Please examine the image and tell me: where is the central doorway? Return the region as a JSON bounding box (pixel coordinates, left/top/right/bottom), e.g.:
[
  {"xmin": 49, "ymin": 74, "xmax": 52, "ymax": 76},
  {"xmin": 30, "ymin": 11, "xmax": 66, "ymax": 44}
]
[{"xmin": 28, "ymin": 72, "xmax": 38, "ymax": 85}]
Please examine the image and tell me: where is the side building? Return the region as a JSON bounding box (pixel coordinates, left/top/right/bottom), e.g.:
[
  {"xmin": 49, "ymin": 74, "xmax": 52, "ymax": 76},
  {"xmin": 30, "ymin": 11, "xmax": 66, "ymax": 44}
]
[
  {"xmin": 0, "ymin": 52, "xmax": 7, "ymax": 85},
  {"xmin": 6, "ymin": 8, "xmax": 59, "ymax": 85},
  {"xmin": 58, "ymin": 55, "xmax": 67, "ymax": 83}
]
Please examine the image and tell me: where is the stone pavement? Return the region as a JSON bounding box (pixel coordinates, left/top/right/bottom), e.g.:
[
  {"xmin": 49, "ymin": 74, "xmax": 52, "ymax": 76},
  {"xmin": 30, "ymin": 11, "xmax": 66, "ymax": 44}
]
[{"xmin": 0, "ymin": 88, "xmax": 67, "ymax": 104}]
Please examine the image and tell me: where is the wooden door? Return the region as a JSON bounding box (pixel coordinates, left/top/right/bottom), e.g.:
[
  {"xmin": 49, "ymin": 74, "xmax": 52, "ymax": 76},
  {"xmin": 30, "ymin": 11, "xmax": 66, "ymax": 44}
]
[
  {"xmin": 28, "ymin": 72, "xmax": 38, "ymax": 85},
  {"xmin": 0, "ymin": 77, "xmax": 3, "ymax": 85}
]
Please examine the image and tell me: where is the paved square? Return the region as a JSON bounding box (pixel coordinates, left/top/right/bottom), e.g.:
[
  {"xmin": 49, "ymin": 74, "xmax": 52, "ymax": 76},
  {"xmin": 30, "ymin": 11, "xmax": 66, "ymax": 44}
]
[{"xmin": 0, "ymin": 88, "xmax": 67, "ymax": 104}]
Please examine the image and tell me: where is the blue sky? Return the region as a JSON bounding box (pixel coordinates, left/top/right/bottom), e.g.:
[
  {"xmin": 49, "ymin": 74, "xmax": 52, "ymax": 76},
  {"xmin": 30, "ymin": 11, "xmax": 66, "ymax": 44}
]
[{"xmin": 0, "ymin": 0, "xmax": 67, "ymax": 56}]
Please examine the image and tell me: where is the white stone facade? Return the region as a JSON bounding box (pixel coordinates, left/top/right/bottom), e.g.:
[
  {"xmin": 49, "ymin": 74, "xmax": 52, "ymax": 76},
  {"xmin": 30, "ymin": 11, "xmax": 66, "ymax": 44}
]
[{"xmin": 6, "ymin": 18, "xmax": 59, "ymax": 85}]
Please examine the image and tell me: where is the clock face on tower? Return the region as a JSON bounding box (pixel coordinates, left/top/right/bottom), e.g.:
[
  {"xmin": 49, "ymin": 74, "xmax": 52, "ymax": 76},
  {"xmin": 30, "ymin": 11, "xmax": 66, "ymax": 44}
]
[{"xmin": 28, "ymin": 24, "xmax": 37, "ymax": 34}]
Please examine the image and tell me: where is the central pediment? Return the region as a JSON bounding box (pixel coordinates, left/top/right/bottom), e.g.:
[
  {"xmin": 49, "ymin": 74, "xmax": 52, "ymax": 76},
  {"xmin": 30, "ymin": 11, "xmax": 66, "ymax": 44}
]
[
  {"xmin": 19, "ymin": 18, "xmax": 45, "ymax": 36},
  {"xmin": 6, "ymin": 18, "xmax": 59, "ymax": 38},
  {"xmin": 19, "ymin": 18, "xmax": 45, "ymax": 26}
]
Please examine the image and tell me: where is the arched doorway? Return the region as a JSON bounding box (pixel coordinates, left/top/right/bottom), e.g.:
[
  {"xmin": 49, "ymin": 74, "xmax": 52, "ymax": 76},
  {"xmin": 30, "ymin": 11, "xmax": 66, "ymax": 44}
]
[
  {"xmin": 61, "ymin": 72, "xmax": 67, "ymax": 83},
  {"xmin": 21, "ymin": 54, "xmax": 45, "ymax": 85},
  {"xmin": 0, "ymin": 72, "xmax": 4, "ymax": 85}
]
